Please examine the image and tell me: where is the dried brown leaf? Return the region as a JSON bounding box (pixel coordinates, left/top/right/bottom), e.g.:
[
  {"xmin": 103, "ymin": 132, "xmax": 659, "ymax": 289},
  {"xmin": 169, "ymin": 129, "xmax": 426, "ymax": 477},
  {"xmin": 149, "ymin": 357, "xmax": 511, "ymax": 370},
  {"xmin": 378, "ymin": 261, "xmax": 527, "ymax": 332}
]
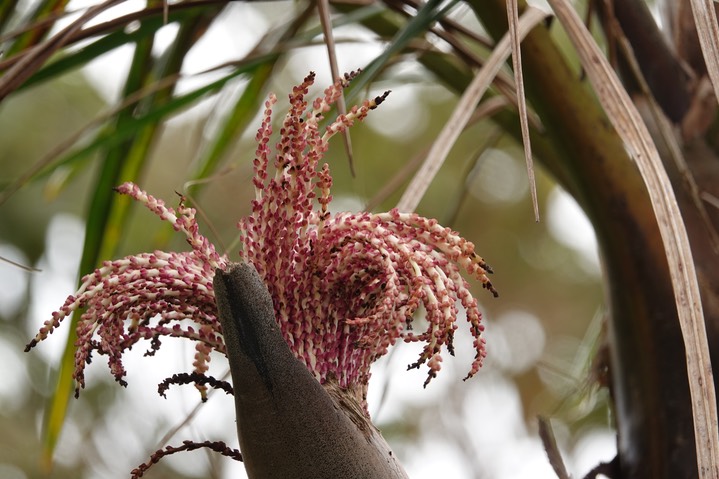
[
  {"xmin": 607, "ymin": 18, "xmax": 719, "ymax": 254},
  {"xmin": 690, "ymin": 0, "xmax": 719, "ymax": 101},
  {"xmin": 317, "ymin": 0, "xmax": 355, "ymax": 176},
  {"xmin": 538, "ymin": 416, "xmax": 570, "ymax": 479},
  {"xmin": 507, "ymin": 0, "xmax": 539, "ymax": 221},
  {"xmin": 0, "ymin": 0, "xmax": 124, "ymax": 102},
  {"xmin": 0, "ymin": 256, "xmax": 41, "ymax": 272}
]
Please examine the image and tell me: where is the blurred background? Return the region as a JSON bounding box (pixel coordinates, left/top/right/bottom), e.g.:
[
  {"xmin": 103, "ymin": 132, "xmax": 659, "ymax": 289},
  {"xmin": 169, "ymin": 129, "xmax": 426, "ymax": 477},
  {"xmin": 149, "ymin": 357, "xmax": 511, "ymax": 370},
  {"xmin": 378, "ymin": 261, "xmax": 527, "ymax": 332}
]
[{"xmin": 0, "ymin": 1, "xmax": 614, "ymax": 478}]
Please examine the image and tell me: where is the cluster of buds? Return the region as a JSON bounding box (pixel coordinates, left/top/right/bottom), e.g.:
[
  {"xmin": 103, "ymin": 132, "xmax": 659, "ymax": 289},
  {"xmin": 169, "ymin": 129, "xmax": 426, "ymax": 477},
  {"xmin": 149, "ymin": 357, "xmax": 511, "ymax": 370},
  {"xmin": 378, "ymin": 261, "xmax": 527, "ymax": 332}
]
[
  {"xmin": 25, "ymin": 183, "xmax": 229, "ymax": 398},
  {"xmin": 26, "ymin": 71, "xmax": 496, "ymax": 405}
]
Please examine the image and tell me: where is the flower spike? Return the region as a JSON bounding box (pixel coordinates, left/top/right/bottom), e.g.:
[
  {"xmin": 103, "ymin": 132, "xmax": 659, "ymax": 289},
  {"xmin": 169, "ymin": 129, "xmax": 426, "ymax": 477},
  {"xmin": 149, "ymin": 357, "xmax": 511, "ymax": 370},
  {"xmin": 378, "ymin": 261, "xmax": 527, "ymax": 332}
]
[
  {"xmin": 25, "ymin": 185, "xmax": 228, "ymax": 398},
  {"xmin": 238, "ymin": 73, "xmax": 495, "ymax": 397}
]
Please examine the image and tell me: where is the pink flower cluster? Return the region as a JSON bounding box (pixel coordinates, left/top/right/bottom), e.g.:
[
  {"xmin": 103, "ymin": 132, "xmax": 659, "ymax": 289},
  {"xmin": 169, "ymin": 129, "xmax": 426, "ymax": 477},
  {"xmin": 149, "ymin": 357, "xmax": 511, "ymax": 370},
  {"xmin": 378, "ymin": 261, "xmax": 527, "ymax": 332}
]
[
  {"xmin": 26, "ymin": 72, "xmax": 496, "ymax": 401},
  {"xmin": 240, "ymin": 72, "xmax": 496, "ymax": 394},
  {"xmin": 25, "ymin": 184, "xmax": 228, "ymax": 397}
]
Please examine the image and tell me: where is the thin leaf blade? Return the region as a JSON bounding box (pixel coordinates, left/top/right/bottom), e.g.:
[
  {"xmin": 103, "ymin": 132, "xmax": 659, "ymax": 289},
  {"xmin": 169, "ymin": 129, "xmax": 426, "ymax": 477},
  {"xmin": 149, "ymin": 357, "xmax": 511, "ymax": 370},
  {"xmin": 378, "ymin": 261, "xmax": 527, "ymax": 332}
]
[{"xmin": 507, "ymin": 0, "xmax": 539, "ymax": 221}]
